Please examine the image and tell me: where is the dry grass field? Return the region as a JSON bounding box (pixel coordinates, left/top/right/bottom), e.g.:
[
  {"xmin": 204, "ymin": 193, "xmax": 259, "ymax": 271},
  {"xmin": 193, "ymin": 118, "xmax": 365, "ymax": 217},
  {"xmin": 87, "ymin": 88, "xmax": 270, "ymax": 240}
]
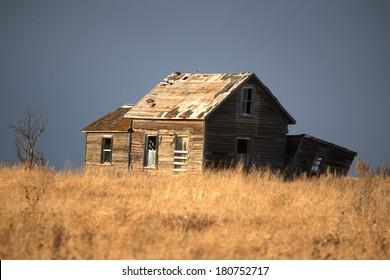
[{"xmin": 0, "ymin": 164, "xmax": 389, "ymax": 260}]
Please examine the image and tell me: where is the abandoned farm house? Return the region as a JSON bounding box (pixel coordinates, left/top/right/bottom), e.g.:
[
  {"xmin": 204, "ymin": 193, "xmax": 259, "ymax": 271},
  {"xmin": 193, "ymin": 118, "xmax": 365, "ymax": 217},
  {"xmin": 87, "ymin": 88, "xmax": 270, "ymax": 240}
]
[{"xmin": 82, "ymin": 72, "xmax": 357, "ymax": 175}]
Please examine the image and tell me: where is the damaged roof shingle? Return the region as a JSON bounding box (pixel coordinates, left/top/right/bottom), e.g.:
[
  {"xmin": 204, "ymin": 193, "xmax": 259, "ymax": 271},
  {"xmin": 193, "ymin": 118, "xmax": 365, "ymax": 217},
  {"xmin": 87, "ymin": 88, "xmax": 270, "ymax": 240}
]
[{"xmin": 124, "ymin": 72, "xmax": 252, "ymax": 120}]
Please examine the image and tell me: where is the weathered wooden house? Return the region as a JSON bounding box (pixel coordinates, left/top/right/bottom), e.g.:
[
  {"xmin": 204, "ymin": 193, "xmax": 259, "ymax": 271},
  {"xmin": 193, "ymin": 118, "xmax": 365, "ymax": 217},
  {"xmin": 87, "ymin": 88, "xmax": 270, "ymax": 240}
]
[{"xmin": 82, "ymin": 72, "xmax": 357, "ymax": 174}]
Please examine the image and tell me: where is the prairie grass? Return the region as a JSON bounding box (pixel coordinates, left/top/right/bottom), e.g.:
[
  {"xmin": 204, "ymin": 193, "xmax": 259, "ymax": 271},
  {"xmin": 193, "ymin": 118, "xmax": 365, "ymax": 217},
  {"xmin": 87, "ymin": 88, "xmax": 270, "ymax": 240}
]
[{"xmin": 0, "ymin": 165, "xmax": 389, "ymax": 259}]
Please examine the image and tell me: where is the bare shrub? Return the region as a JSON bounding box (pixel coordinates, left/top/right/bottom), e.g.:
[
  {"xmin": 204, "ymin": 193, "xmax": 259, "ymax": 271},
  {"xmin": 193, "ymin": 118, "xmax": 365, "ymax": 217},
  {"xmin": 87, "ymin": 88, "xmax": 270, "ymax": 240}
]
[{"xmin": 8, "ymin": 103, "xmax": 48, "ymax": 169}]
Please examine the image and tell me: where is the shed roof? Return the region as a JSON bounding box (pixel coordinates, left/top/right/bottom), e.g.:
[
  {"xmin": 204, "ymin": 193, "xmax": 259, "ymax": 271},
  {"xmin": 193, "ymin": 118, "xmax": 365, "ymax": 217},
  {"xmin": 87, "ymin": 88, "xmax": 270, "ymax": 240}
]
[
  {"xmin": 124, "ymin": 72, "xmax": 295, "ymax": 123},
  {"xmin": 82, "ymin": 104, "xmax": 133, "ymax": 132},
  {"xmin": 287, "ymin": 134, "xmax": 357, "ymax": 156}
]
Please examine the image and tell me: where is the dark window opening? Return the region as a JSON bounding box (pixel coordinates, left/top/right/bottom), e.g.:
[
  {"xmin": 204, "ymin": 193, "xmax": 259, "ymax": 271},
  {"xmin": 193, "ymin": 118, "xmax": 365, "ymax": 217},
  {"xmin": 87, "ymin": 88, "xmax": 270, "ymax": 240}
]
[
  {"xmin": 236, "ymin": 138, "xmax": 250, "ymax": 167},
  {"xmin": 237, "ymin": 139, "xmax": 249, "ymax": 154}
]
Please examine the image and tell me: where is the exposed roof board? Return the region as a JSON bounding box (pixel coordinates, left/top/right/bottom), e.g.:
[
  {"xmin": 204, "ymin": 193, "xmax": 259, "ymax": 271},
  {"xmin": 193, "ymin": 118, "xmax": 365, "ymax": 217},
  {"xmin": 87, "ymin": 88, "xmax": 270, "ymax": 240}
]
[
  {"xmin": 82, "ymin": 104, "xmax": 133, "ymax": 132},
  {"xmin": 124, "ymin": 72, "xmax": 295, "ymax": 124}
]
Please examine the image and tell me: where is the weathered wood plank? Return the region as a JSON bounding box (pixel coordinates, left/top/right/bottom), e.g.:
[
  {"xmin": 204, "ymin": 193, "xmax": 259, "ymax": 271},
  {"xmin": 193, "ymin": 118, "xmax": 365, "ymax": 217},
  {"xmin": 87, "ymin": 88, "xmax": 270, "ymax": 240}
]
[
  {"xmin": 205, "ymin": 78, "xmax": 289, "ymax": 169},
  {"xmin": 84, "ymin": 132, "xmax": 129, "ymax": 168},
  {"xmin": 129, "ymin": 119, "xmax": 205, "ymax": 172}
]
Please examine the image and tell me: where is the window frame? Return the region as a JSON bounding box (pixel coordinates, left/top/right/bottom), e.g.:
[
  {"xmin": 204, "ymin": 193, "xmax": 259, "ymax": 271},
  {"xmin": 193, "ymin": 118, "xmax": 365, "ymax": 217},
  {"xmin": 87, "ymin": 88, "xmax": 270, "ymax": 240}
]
[
  {"xmin": 235, "ymin": 137, "xmax": 251, "ymax": 167},
  {"xmin": 144, "ymin": 135, "xmax": 158, "ymax": 168},
  {"xmin": 310, "ymin": 148, "xmax": 329, "ymax": 174},
  {"xmin": 240, "ymin": 86, "xmax": 255, "ymax": 116},
  {"xmin": 311, "ymin": 155, "xmax": 323, "ymax": 173},
  {"xmin": 101, "ymin": 136, "xmax": 113, "ymax": 164},
  {"xmin": 173, "ymin": 135, "xmax": 189, "ymax": 172}
]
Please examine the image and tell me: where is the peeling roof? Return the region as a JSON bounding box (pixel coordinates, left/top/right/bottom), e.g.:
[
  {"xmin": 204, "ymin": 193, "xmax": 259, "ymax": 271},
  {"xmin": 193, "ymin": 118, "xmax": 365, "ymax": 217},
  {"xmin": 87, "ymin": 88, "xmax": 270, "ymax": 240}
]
[
  {"xmin": 124, "ymin": 72, "xmax": 295, "ymax": 123},
  {"xmin": 82, "ymin": 104, "xmax": 133, "ymax": 132},
  {"xmin": 124, "ymin": 72, "xmax": 254, "ymax": 120}
]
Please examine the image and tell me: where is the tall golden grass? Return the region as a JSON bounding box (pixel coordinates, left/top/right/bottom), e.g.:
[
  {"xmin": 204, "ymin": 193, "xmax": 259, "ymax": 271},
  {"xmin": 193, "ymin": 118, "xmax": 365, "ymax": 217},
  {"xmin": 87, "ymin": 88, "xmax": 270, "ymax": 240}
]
[{"xmin": 0, "ymin": 164, "xmax": 389, "ymax": 260}]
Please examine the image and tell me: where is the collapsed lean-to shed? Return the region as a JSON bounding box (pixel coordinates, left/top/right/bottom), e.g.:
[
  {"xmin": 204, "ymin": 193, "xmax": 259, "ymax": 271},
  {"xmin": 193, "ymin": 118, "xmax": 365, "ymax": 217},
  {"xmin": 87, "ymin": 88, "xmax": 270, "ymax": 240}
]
[
  {"xmin": 286, "ymin": 134, "xmax": 357, "ymax": 176},
  {"xmin": 82, "ymin": 72, "xmax": 357, "ymax": 175}
]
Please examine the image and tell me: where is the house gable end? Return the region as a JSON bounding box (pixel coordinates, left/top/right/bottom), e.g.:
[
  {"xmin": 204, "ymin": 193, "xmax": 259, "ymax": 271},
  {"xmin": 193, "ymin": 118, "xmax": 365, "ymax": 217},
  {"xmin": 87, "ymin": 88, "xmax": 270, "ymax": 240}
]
[
  {"xmin": 205, "ymin": 73, "xmax": 296, "ymax": 125},
  {"xmin": 204, "ymin": 74, "xmax": 292, "ymax": 169},
  {"xmin": 250, "ymin": 74, "xmax": 296, "ymax": 124}
]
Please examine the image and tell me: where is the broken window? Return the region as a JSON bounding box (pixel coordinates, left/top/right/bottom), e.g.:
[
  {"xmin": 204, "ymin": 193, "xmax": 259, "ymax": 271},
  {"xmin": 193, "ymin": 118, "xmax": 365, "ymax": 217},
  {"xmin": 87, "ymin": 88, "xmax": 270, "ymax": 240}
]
[
  {"xmin": 311, "ymin": 156, "xmax": 323, "ymax": 173},
  {"xmin": 144, "ymin": 135, "xmax": 158, "ymax": 167},
  {"xmin": 310, "ymin": 149, "xmax": 328, "ymax": 174},
  {"xmin": 241, "ymin": 87, "xmax": 255, "ymax": 115},
  {"xmin": 101, "ymin": 137, "xmax": 112, "ymax": 164},
  {"xmin": 174, "ymin": 136, "xmax": 189, "ymax": 171},
  {"xmin": 236, "ymin": 138, "xmax": 250, "ymax": 167}
]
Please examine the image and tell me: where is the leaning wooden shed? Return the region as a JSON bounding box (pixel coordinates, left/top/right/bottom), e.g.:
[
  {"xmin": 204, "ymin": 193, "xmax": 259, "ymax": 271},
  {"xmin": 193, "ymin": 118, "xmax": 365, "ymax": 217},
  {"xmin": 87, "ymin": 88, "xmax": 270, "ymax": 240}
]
[{"xmin": 286, "ymin": 134, "xmax": 357, "ymax": 176}]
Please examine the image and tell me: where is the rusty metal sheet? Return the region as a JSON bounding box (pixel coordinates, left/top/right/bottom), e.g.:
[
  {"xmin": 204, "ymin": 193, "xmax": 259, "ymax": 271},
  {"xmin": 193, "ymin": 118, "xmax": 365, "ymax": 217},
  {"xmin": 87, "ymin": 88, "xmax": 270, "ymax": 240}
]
[{"xmin": 82, "ymin": 104, "xmax": 133, "ymax": 132}]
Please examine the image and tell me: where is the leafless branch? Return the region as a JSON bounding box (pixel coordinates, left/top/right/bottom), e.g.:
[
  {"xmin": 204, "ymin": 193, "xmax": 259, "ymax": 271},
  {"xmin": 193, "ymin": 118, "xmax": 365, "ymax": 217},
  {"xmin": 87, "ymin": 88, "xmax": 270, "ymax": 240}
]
[{"xmin": 8, "ymin": 103, "xmax": 48, "ymax": 168}]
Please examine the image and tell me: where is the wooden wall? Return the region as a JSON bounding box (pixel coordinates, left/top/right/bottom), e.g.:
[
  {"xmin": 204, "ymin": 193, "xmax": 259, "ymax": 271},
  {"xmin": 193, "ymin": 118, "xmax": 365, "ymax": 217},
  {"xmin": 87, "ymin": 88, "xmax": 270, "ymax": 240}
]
[
  {"xmin": 130, "ymin": 119, "xmax": 205, "ymax": 172},
  {"xmin": 205, "ymin": 77, "xmax": 290, "ymax": 169},
  {"xmin": 84, "ymin": 132, "xmax": 129, "ymax": 170},
  {"xmin": 326, "ymin": 149, "xmax": 356, "ymax": 174},
  {"xmin": 83, "ymin": 77, "xmax": 292, "ymax": 173},
  {"xmin": 286, "ymin": 136, "xmax": 356, "ymax": 176}
]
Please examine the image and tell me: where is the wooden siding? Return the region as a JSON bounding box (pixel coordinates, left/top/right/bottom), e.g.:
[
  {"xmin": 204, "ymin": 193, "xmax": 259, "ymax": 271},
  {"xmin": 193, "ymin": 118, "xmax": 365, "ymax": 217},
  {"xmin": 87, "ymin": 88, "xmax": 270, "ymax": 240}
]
[
  {"xmin": 326, "ymin": 149, "xmax": 356, "ymax": 174},
  {"xmin": 84, "ymin": 132, "xmax": 129, "ymax": 169},
  {"xmin": 205, "ymin": 77, "xmax": 290, "ymax": 169},
  {"xmin": 129, "ymin": 119, "xmax": 205, "ymax": 172},
  {"xmin": 286, "ymin": 137, "xmax": 318, "ymax": 174},
  {"xmin": 286, "ymin": 136, "xmax": 356, "ymax": 176}
]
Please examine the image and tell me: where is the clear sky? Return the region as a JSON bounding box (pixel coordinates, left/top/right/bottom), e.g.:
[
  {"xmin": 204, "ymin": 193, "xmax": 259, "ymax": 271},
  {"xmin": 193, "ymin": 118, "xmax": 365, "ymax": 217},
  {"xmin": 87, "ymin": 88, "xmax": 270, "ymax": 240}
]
[{"xmin": 1, "ymin": 0, "xmax": 389, "ymax": 173}]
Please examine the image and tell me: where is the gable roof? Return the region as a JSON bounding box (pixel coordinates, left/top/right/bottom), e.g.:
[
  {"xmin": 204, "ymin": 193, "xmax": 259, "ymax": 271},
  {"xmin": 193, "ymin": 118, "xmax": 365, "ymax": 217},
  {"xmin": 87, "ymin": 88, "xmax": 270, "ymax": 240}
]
[
  {"xmin": 124, "ymin": 72, "xmax": 295, "ymax": 123},
  {"xmin": 82, "ymin": 104, "xmax": 133, "ymax": 132}
]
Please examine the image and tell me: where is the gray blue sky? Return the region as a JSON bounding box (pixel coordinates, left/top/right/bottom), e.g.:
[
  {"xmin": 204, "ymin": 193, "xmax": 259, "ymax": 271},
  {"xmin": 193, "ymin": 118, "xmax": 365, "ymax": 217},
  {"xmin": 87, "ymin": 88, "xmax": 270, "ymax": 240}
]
[{"xmin": 1, "ymin": 0, "xmax": 389, "ymax": 172}]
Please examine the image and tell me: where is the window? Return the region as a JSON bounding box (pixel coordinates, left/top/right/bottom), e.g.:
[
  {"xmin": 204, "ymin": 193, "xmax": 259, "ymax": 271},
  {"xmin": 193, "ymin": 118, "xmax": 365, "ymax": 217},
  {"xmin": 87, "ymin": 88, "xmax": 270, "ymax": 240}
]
[
  {"xmin": 174, "ymin": 136, "xmax": 189, "ymax": 171},
  {"xmin": 236, "ymin": 138, "xmax": 250, "ymax": 167},
  {"xmin": 311, "ymin": 156, "xmax": 323, "ymax": 173},
  {"xmin": 237, "ymin": 138, "xmax": 249, "ymax": 154},
  {"xmin": 241, "ymin": 87, "xmax": 255, "ymax": 115},
  {"xmin": 144, "ymin": 135, "xmax": 158, "ymax": 167},
  {"xmin": 310, "ymin": 149, "xmax": 328, "ymax": 174},
  {"xmin": 101, "ymin": 137, "xmax": 112, "ymax": 164}
]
